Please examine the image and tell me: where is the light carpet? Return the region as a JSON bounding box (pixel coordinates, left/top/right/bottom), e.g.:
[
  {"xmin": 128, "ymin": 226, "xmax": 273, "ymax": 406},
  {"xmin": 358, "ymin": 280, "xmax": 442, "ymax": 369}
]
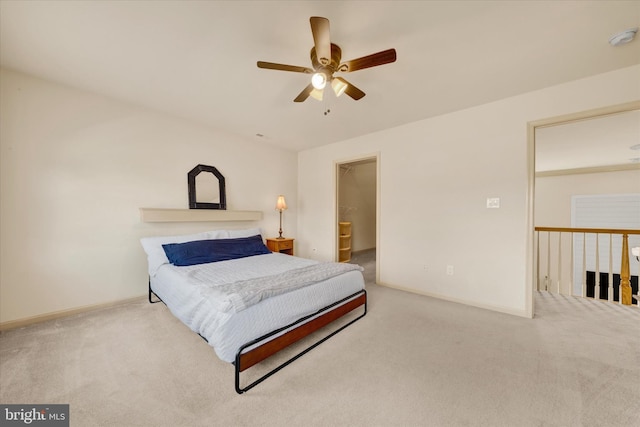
[{"xmin": 1, "ymin": 250, "xmax": 639, "ymax": 426}]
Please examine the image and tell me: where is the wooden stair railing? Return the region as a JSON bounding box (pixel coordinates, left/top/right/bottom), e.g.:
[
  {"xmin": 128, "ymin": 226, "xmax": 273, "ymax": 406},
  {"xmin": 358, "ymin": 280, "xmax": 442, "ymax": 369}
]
[{"xmin": 534, "ymin": 227, "xmax": 640, "ymax": 306}]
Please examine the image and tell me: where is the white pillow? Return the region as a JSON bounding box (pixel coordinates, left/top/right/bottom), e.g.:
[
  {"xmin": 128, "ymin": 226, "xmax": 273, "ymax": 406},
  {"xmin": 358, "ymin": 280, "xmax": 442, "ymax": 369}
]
[
  {"xmin": 141, "ymin": 229, "xmax": 228, "ymax": 276},
  {"xmin": 227, "ymin": 228, "xmax": 262, "ymax": 238},
  {"xmin": 205, "ymin": 229, "xmax": 231, "ymax": 239}
]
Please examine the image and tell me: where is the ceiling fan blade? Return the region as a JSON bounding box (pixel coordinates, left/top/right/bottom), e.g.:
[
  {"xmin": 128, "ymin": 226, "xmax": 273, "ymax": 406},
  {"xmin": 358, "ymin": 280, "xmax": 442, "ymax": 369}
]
[
  {"xmin": 338, "ymin": 48, "xmax": 397, "ymax": 73},
  {"xmin": 257, "ymin": 61, "xmax": 313, "ymax": 74},
  {"xmin": 294, "ymin": 84, "xmax": 314, "ymax": 102},
  {"xmin": 339, "ymin": 78, "xmax": 366, "ymax": 100},
  {"xmin": 310, "ymin": 17, "xmax": 331, "ymax": 66}
]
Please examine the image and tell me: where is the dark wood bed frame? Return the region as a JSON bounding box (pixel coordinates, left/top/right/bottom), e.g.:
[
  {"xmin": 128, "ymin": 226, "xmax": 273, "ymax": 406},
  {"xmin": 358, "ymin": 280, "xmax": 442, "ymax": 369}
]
[{"xmin": 149, "ymin": 281, "xmax": 367, "ymax": 394}]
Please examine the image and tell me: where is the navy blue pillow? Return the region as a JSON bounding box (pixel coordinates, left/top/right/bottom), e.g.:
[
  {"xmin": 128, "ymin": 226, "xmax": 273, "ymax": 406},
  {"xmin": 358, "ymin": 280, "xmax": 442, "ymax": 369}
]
[{"xmin": 162, "ymin": 234, "xmax": 271, "ymax": 267}]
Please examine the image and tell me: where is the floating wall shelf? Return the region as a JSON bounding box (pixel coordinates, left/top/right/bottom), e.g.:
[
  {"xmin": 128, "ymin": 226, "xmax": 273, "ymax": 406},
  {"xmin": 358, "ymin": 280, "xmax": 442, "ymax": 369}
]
[{"xmin": 140, "ymin": 208, "xmax": 263, "ymax": 223}]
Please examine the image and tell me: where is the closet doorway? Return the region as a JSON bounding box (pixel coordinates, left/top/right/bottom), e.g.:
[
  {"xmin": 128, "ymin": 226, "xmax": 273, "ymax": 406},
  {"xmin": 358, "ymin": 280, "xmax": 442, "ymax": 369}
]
[{"xmin": 336, "ymin": 155, "xmax": 379, "ymax": 284}]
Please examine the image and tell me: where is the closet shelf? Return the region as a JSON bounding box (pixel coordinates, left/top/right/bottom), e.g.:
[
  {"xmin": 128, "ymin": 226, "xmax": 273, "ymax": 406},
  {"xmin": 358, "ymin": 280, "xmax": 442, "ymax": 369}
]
[
  {"xmin": 338, "ymin": 222, "xmax": 352, "ymax": 263},
  {"xmin": 140, "ymin": 208, "xmax": 262, "ymax": 223}
]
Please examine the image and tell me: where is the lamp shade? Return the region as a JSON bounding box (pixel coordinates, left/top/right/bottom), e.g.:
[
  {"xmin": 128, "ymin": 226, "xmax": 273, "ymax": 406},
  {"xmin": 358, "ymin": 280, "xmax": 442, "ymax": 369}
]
[
  {"xmin": 309, "ymin": 88, "xmax": 324, "ymax": 101},
  {"xmin": 331, "ymin": 77, "xmax": 348, "ymax": 97},
  {"xmin": 275, "ymin": 195, "xmax": 287, "ymax": 211}
]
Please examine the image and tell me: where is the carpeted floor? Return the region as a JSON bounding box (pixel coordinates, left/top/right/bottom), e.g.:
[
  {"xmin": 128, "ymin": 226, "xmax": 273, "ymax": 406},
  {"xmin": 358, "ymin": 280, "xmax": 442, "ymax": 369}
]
[{"xmin": 1, "ymin": 250, "xmax": 639, "ymax": 426}]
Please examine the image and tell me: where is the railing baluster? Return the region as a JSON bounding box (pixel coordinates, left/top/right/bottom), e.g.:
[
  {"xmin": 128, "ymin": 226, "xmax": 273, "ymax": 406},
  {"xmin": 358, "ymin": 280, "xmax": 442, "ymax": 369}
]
[
  {"xmin": 582, "ymin": 232, "xmax": 587, "ymax": 298},
  {"xmin": 546, "ymin": 231, "xmax": 551, "ymax": 291},
  {"xmin": 557, "ymin": 232, "xmax": 562, "ymax": 294},
  {"xmin": 637, "ymin": 256, "xmax": 640, "ymax": 307},
  {"xmin": 536, "ymin": 231, "xmax": 540, "ymax": 291},
  {"xmin": 608, "ymin": 234, "xmax": 613, "ymax": 302},
  {"xmin": 570, "ymin": 233, "xmax": 574, "ymax": 296},
  {"xmin": 595, "ymin": 233, "xmax": 600, "ymax": 300},
  {"xmin": 621, "ymin": 234, "xmax": 632, "ymax": 305},
  {"xmin": 636, "ymin": 255, "xmax": 640, "ymax": 307}
]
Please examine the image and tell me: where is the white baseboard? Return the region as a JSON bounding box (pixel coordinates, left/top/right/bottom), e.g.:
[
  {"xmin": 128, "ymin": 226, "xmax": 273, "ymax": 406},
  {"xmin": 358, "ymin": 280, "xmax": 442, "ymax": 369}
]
[
  {"xmin": 0, "ymin": 295, "xmax": 146, "ymax": 331},
  {"xmin": 376, "ymin": 281, "xmax": 531, "ymax": 319}
]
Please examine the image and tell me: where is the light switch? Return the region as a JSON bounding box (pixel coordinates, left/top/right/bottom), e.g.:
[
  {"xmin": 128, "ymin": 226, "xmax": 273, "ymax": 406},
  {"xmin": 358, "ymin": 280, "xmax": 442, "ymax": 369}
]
[{"xmin": 486, "ymin": 197, "xmax": 500, "ymax": 208}]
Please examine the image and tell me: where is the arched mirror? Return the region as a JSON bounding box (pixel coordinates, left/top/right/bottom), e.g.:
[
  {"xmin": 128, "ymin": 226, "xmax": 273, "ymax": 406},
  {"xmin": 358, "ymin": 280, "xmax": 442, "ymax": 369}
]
[{"xmin": 188, "ymin": 164, "xmax": 226, "ymax": 210}]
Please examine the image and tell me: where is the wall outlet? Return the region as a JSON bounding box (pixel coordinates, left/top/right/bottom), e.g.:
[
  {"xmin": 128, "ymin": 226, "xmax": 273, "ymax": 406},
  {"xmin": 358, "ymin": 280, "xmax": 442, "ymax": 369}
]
[
  {"xmin": 446, "ymin": 265, "xmax": 454, "ymax": 276},
  {"xmin": 486, "ymin": 197, "xmax": 500, "ymax": 208}
]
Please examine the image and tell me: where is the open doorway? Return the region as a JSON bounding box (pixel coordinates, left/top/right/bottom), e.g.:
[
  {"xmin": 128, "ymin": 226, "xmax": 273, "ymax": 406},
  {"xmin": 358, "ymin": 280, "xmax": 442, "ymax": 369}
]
[
  {"xmin": 527, "ymin": 101, "xmax": 640, "ymax": 317},
  {"xmin": 336, "ymin": 155, "xmax": 378, "ymax": 284}
]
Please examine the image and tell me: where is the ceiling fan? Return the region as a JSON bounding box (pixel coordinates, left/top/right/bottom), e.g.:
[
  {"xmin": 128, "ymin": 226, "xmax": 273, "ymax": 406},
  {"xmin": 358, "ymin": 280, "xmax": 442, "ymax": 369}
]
[{"xmin": 257, "ymin": 16, "xmax": 397, "ymax": 102}]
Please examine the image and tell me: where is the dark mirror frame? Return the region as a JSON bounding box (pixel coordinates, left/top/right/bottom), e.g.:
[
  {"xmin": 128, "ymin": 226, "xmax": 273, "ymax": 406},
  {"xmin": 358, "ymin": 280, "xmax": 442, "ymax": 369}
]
[{"xmin": 188, "ymin": 164, "xmax": 226, "ymax": 210}]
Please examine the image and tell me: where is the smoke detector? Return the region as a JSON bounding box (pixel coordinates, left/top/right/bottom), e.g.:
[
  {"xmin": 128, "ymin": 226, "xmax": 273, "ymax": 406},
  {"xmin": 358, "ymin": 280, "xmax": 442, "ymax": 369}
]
[{"xmin": 609, "ymin": 28, "xmax": 638, "ymax": 46}]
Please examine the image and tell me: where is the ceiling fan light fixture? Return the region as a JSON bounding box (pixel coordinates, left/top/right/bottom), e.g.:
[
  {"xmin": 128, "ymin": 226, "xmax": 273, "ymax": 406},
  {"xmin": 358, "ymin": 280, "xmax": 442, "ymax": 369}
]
[
  {"xmin": 311, "ymin": 72, "xmax": 327, "ymax": 90},
  {"xmin": 257, "ymin": 17, "xmax": 396, "ymax": 102},
  {"xmin": 331, "ymin": 78, "xmax": 348, "ymax": 97},
  {"xmin": 309, "ymin": 87, "xmax": 324, "ymax": 101}
]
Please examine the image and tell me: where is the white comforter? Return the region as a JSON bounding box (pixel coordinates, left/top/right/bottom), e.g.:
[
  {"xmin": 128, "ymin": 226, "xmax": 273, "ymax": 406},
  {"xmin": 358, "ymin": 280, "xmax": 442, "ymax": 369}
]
[{"xmin": 150, "ymin": 253, "xmax": 365, "ymax": 363}]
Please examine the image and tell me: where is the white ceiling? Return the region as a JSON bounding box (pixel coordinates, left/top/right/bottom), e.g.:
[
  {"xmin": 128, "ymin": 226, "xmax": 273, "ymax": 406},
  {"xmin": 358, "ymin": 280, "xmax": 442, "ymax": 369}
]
[{"xmin": 1, "ymin": 0, "xmax": 639, "ymax": 164}]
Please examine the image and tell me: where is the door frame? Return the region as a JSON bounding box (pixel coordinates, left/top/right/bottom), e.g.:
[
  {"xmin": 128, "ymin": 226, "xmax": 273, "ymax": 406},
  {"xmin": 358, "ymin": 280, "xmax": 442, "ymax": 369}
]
[
  {"xmin": 526, "ymin": 100, "xmax": 640, "ymax": 318},
  {"xmin": 335, "ymin": 152, "xmax": 380, "ymax": 283}
]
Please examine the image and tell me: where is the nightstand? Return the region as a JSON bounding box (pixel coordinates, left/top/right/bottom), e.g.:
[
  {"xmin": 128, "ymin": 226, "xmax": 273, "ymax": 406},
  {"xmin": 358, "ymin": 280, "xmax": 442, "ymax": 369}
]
[{"xmin": 266, "ymin": 237, "xmax": 294, "ymax": 255}]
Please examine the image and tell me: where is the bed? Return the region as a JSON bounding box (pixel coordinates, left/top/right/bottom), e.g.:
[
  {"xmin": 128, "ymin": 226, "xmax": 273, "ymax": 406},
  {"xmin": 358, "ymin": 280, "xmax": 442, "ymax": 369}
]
[{"xmin": 141, "ymin": 228, "xmax": 367, "ymax": 394}]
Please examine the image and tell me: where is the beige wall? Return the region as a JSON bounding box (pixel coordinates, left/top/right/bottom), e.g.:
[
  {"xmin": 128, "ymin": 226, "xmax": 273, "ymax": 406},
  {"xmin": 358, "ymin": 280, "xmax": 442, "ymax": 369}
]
[
  {"xmin": 535, "ymin": 169, "xmax": 640, "ymax": 227},
  {"xmin": 0, "ymin": 68, "xmax": 297, "ymax": 324},
  {"xmin": 297, "ymin": 65, "xmax": 640, "ymax": 317}
]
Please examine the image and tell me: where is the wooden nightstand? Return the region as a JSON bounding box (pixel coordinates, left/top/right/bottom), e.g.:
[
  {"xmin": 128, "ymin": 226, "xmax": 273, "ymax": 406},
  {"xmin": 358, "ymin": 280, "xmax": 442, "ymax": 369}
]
[{"xmin": 266, "ymin": 237, "xmax": 294, "ymax": 255}]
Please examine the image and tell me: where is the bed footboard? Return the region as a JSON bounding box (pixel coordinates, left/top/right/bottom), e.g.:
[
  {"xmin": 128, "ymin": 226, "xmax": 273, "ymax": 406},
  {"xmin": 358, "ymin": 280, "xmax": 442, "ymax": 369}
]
[{"xmin": 234, "ymin": 289, "xmax": 367, "ymax": 394}]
